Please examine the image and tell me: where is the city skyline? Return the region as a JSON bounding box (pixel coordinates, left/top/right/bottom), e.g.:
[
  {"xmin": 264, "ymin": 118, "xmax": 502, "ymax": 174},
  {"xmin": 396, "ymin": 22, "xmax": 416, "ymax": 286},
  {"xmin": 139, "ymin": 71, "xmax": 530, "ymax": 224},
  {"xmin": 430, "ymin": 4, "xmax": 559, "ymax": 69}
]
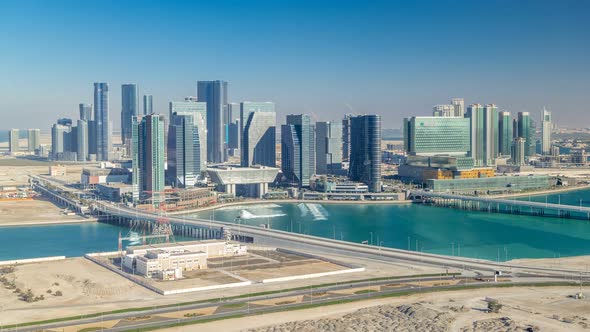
[{"xmin": 1, "ymin": 1, "xmax": 589, "ymax": 129}]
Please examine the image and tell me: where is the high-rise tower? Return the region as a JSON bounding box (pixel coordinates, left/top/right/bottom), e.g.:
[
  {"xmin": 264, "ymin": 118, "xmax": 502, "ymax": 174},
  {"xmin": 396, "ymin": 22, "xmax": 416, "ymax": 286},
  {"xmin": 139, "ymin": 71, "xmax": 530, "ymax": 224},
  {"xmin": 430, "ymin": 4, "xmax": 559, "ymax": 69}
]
[
  {"xmin": 121, "ymin": 84, "xmax": 139, "ymax": 147},
  {"xmin": 93, "ymin": 83, "xmax": 110, "ymax": 161},
  {"xmin": 349, "ymin": 115, "xmax": 381, "ymax": 192},
  {"xmin": 281, "ymin": 114, "xmax": 315, "ymax": 187},
  {"xmin": 197, "ymin": 80, "xmax": 228, "ymax": 163}
]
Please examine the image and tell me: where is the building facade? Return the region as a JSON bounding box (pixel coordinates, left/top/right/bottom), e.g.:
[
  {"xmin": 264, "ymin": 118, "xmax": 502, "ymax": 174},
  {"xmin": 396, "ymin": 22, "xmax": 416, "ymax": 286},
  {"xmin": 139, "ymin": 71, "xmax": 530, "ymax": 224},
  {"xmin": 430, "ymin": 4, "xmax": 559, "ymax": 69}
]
[
  {"xmin": 143, "ymin": 94, "xmax": 153, "ymax": 115},
  {"xmin": 93, "ymin": 82, "xmax": 110, "ymax": 161},
  {"xmin": 167, "ymin": 113, "xmax": 205, "ymax": 187},
  {"xmin": 517, "ymin": 112, "xmax": 535, "ymax": 157},
  {"xmin": 451, "ymin": 98, "xmax": 465, "ymax": 117},
  {"xmin": 79, "ymin": 103, "xmax": 92, "ymax": 121},
  {"xmin": 132, "ymin": 114, "xmax": 166, "ymax": 205},
  {"xmin": 498, "ymin": 111, "xmax": 513, "ymax": 156},
  {"xmin": 121, "ymin": 84, "xmax": 139, "ymax": 147},
  {"xmin": 541, "ymin": 108, "xmax": 552, "ymax": 155},
  {"xmin": 349, "ymin": 115, "xmax": 381, "ymax": 192},
  {"xmin": 466, "ymin": 104, "xmax": 498, "ymax": 166},
  {"xmin": 315, "ymin": 121, "xmax": 343, "ymax": 174},
  {"xmin": 8, "ymin": 129, "xmax": 19, "ymax": 154},
  {"xmin": 76, "ymin": 119, "xmax": 88, "ymax": 161},
  {"xmin": 403, "ymin": 116, "xmax": 470, "ymax": 156},
  {"xmin": 198, "ymin": 80, "xmax": 228, "ymax": 163},
  {"xmin": 281, "ymin": 114, "xmax": 315, "ymax": 187},
  {"xmin": 241, "ymin": 109, "xmax": 276, "ymax": 167},
  {"xmin": 27, "ymin": 129, "xmax": 40, "ymax": 153}
]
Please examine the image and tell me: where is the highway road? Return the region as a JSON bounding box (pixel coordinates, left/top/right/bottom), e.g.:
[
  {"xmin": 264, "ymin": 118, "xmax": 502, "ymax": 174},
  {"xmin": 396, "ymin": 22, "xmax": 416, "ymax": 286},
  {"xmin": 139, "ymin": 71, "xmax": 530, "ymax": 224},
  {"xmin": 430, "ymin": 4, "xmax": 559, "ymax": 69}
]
[{"xmin": 3, "ymin": 274, "xmax": 583, "ymax": 332}]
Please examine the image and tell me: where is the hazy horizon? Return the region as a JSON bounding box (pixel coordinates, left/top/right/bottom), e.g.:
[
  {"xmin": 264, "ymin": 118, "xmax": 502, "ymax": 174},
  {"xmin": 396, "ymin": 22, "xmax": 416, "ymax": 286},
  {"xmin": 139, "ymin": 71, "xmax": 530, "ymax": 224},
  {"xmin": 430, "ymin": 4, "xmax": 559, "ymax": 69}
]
[{"xmin": 1, "ymin": 0, "xmax": 588, "ymax": 130}]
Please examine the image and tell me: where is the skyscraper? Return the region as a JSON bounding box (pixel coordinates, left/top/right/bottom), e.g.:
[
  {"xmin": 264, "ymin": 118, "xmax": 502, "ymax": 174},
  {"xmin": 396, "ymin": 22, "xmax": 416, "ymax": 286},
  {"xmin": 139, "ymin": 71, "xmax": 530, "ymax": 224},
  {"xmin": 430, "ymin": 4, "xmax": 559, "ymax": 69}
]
[
  {"xmin": 168, "ymin": 113, "xmax": 204, "ymax": 187},
  {"xmin": 517, "ymin": 112, "xmax": 534, "ymax": 157},
  {"xmin": 169, "ymin": 98, "xmax": 207, "ymax": 172},
  {"xmin": 466, "ymin": 104, "xmax": 498, "ymax": 166},
  {"xmin": 93, "ymin": 82, "xmax": 110, "ymax": 161},
  {"xmin": 451, "ymin": 98, "xmax": 465, "ymax": 117},
  {"xmin": 315, "ymin": 121, "xmax": 343, "ymax": 174},
  {"xmin": 541, "ymin": 108, "xmax": 552, "ymax": 155},
  {"xmin": 512, "ymin": 137, "xmax": 526, "ymax": 166},
  {"xmin": 79, "ymin": 104, "xmax": 92, "ymax": 121},
  {"xmin": 9, "ymin": 129, "xmax": 19, "ymax": 154},
  {"xmin": 498, "ymin": 111, "xmax": 513, "ymax": 156},
  {"xmin": 132, "ymin": 114, "xmax": 166, "ymax": 205},
  {"xmin": 281, "ymin": 114, "xmax": 315, "ymax": 187},
  {"xmin": 342, "ymin": 114, "xmax": 353, "ymax": 162},
  {"xmin": 27, "ymin": 129, "xmax": 40, "ymax": 153},
  {"xmin": 225, "ymin": 102, "xmax": 239, "ymax": 151},
  {"xmin": 51, "ymin": 124, "xmax": 70, "ymax": 160},
  {"xmin": 197, "ymin": 81, "xmax": 228, "ymax": 163},
  {"xmin": 242, "ymin": 110, "xmax": 276, "ymax": 167},
  {"xmin": 143, "ymin": 94, "xmax": 153, "ymax": 115},
  {"xmin": 121, "ymin": 84, "xmax": 139, "ymax": 147},
  {"xmin": 349, "ymin": 115, "xmax": 381, "ymax": 192},
  {"xmin": 432, "ymin": 104, "xmax": 454, "ymax": 117},
  {"xmin": 76, "ymin": 120, "xmax": 88, "ymax": 161}
]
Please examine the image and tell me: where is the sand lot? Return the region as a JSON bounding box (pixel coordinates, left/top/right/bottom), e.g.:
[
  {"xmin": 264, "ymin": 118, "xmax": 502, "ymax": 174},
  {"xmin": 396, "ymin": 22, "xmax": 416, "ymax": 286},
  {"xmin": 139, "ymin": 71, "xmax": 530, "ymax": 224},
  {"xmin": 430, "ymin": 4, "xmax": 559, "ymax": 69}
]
[
  {"xmin": 164, "ymin": 286, "xmax": 590, "ymax": 332},
  {"xmin": 0, "ymin": 199, "xmax": 88, "ymax": 226}
]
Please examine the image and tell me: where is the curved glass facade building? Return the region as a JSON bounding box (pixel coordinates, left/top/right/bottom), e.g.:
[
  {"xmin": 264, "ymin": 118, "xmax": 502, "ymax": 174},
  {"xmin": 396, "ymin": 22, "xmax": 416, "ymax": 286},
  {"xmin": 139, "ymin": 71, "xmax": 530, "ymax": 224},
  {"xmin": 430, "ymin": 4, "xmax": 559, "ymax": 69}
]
[
  {"xmin": 349, "ymin": 115, "xmax": 381, "ymax": 192},
  {"xmin": 242, "ymin": 110, "xmax": 276, "ymax": 167}
]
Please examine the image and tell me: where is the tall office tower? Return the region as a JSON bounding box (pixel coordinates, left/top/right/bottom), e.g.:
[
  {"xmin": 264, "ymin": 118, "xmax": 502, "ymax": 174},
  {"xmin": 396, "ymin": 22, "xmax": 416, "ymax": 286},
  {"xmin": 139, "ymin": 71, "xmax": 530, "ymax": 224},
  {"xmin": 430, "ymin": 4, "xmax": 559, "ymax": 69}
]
[
  {"xmin": 76, "ymin": 120, "xmax": 88, "ymax": 161},
  {"xmin": 483, "ymin": 104, "xmax": 499, "ymax": 164},
  {"xmin": 241, "ymin": 110, "xmax": 276, "ymax": 167},
  {"xmin": 57, "ymin": 118, "xmax": 73, "ymax": 126},
  {"xmin": 8, "ymin": 129, "xmax": 19, "ymax": 154},
  {"xmin": 451, "ymin": 98, "xmax": 465, "ymax": 117},
  {"xmin": 512, "ymin": 137, "xmax": 526, "ymax": 166},
  {"xmin": 349, "ymin": 115, "xmax": 382, "ymax": 192},
  {"xmin": 93, "ymin": 82, "xmax": 110, "ymax": 161},
  {"xmin": 541, "ymin": 108, "xmax": 552, "ymax": 155},
  {"xmin": 315, "ymin": 121, "xmax": 343, "ymax": 174},
  {"xmin": 227, "ymin": 120, "xmax": 240, "ymax": 150},
  {"xmin": 498, "ymin": 111, "xmax": 513, "ymax": 156},
  {"xmin": 169, "ymin": 98, "xmax": 207, "ymax": 123},
  {"xmin": 169, "ymin": 98, "xmax": 208, "ymax": 171},
  {"xmin": 79, "ymin": 104, "xmax": 93, "ymax": 121},
  {"xmin": 432, "ymin": 104, "xmax": 454, "ymax": 117},
  {"xmin": 143, "ymin": 95, "xmax": 153, "ymax": 115},
  {"xmin": 225, "ymin": 102, "xmax": 239, "ymax": 151},
  {"xmin": 168, "ymin": 113, "xmax": 203, "ymax": 187},
  {"xmin": 132, "ymin": 114, "xmax": 166, "ymax": 205},
  {"xmin": 121, "ymin": 84, "xmax": 139, "ymax": 147},
  {"xmin": 239, "ymin": 102, "xmax": 275, "ymax": 147},
  {"xmin": 466, "ymin": 104, "xmax": 497, "ymax": 166},
  {"xmin": 342, "ymin": 114, "xmax": 353, "ymax": 162},
  {"xmin": 51, "ymin": 124, "xmax": 70, "ymax": 160},
  {"xmin": 27, "ymin": 129, "xmax": 40, "ymax": 153},
  {"xmin": 517, "ymin": 112, "xmax": 534, "ymax": 157},
  {"xmin": 88, "ymin": 120, "xmax": 97, "ymax": 157},
  {"xmin": 403, "ymin": 116, "xmax": 470, "ymax": 156},
  {"xmin": 198, "ymin": 80, "xmax": 228, "ymax": 163},
  {"xmin": 281, "ymin": 114, "xmax": 315, "ymax": 187}
]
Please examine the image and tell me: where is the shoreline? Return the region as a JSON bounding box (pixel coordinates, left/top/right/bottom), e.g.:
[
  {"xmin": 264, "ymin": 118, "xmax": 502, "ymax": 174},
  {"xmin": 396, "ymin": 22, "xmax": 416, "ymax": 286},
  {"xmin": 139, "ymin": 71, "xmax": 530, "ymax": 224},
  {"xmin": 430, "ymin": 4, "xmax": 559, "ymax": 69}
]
[
  {"xmin": 0, "ymin": 218, "xmax": 97, "ymax": 228},
  {"xmin": 169, "ymin": 198, "xmax": 412, "ymax": 216}
]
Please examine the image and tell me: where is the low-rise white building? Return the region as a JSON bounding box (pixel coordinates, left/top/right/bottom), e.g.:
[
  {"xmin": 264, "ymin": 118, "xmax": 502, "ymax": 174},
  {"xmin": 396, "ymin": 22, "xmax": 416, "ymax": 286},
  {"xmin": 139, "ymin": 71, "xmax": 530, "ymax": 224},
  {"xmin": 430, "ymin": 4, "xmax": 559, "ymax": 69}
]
[{"xmin": 123, "ymin": 240, "xmax": 247, "ymax": 280}]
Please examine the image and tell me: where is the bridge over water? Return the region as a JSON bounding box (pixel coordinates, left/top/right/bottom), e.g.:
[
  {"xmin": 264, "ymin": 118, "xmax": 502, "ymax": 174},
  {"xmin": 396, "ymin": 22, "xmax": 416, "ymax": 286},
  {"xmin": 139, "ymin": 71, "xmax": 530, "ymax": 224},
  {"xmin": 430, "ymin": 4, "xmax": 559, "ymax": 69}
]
[{"xmin": 409, "ymin": 190, "xmax": 590, "ymax": 220}]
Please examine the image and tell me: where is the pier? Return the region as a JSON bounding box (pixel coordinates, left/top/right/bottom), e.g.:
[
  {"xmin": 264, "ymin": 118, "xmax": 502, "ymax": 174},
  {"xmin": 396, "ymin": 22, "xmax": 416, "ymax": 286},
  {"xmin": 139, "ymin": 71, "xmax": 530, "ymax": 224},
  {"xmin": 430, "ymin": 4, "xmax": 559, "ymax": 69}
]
[{"xmin": 410, "ymin": 190, "xmax": 590, "ymax": 220}]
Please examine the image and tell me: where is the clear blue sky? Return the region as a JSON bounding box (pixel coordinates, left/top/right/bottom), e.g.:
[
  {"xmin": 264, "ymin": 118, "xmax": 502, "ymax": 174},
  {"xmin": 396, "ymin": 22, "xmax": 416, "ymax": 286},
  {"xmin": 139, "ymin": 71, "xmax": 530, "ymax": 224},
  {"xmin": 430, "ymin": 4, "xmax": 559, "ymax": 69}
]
[{"xmin": 1, "ymin": 0, "xmax": 588, "ymax": 130}]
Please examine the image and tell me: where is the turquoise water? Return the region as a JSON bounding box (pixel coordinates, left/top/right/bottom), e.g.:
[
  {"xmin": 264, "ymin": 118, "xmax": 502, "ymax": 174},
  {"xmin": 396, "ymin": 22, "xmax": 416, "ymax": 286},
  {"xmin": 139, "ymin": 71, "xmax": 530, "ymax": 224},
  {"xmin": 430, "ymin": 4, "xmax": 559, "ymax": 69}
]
[
  {"xmin": 189, "ymin": 196, "xmax": 590, "ymax": 261},
  {"xmin": 3, "ymin": 189, "xmax": 590, "ymax": 261},
  {"xmin": 0, "ymin": 223, "xmax": 127, "ymax": 261}
]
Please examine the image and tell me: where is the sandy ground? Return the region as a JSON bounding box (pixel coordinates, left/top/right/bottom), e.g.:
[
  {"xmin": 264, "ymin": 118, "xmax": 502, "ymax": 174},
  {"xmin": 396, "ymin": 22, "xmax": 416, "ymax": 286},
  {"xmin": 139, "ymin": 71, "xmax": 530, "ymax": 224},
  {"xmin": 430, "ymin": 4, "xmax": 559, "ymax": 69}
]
[
  {"xmin": 162, "ymin": 286, "xmax": 590, "ymax": 332},
  {"xmin": 0, "ymin": 250, "xmax": 449, "ymax": 325},
  {"xmin": 0, "ymin": 164, "xmax": 86, "ymax": 187},
  {"xmin": 0, "ymin": 199, "xmax": 91, "ymax": 226}
]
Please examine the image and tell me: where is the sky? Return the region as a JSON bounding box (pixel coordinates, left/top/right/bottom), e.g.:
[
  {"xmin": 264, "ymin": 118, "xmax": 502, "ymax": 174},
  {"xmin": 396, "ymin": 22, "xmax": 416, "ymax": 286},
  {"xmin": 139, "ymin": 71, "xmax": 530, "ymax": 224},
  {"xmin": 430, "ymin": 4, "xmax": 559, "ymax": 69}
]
[{"xmin": 0, "ymin": 0, "xmax": 589, "ymax": 130}]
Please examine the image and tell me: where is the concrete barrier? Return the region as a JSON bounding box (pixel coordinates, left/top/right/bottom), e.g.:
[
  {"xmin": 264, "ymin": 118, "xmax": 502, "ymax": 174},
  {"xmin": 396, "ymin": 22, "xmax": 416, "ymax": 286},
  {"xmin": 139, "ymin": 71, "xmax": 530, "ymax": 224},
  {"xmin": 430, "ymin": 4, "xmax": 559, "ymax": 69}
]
[
  {"xmin": 0, "ymin": 256, "xmax": 66, "ymax": 266},
  {"xmin": 262, "ymin": 267, "xmax": 365, "ymax": 284}
]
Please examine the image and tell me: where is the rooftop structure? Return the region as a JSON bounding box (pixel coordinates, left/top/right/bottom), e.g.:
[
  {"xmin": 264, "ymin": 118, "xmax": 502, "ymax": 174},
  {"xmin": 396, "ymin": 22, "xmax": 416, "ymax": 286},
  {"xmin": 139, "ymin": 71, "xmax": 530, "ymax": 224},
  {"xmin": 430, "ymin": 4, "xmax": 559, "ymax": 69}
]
[{"xmin": 207, "ymin": 165, "xmax": 279, "ymax": 198}]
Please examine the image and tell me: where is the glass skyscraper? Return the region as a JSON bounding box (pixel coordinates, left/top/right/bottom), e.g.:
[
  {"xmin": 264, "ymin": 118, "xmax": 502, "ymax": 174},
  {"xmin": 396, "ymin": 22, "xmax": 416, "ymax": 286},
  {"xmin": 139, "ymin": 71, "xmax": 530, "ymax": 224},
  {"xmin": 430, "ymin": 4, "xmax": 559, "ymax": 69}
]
[
  {"xmin": 541, "ymin": 108, "xmax": 552, "ymax": 155},
  {"xmin": 403, "ymin": 116, "xmax": 471, "ymax": 156},
  {"xmin": 281, "ymin": 114, "xmax": 315, "ymax": 187},
  {"xmin": 349, "ymin": 115, "xmax": 382, "ymax": 192},
  {"xmin": 198, "ymin": 80, "xmax": 228, "ymax": 163},
  {"xmin": 342, "ymin": 114, "xmax": 353, "ymax": 162},
  {"xmin": 121, "ymin": 84, "xmax": 139, "ymax": 147},
  {"xmin": 143, "ymin": 94, "xmax": 153, "ymax": 115},
  {"xmin": 79, "ymin": 104, "xmax": 92, "ymax": 121},
  {"xmin": 315, "ymin": 121, "xmax": 343, "ymax": 174},
  {"xmin": 76, "ymin": 119, "xmax": 88, "ymax": 162},
  {"xmin": 465, "ymin": 104, "xmax": 498, "ymax": 166},
  {"xmin": 93, "ymin": 82, "xmax": 110, "ymax": 161},
  {"xmin": 169, "ymin": 99, "xmax": 207, "ymax": 172},
  {"xmin": 517, "ymin": 112, "xmax": 534, "ymax": 157},
  {"xmin": 241, "ymin": 110, "xmax": 276, "ymax": 167},
  {"xmin": 8, "ymin": 129, "xmax": 19, "ymax": 154},
  {"xmin": 167, "ymin": 113, "xmax": 204, "ymax": 187},
  {"xmin": 27, "ymin": 129, "xmax": 40, "ymax": 153},
  {"xmin": 132, "ymin": 114, "xmax": 166, "ymax": 206},
  {"xmin": 498, "ymin": 111, "xmax": 513, "ymax": 156}
]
